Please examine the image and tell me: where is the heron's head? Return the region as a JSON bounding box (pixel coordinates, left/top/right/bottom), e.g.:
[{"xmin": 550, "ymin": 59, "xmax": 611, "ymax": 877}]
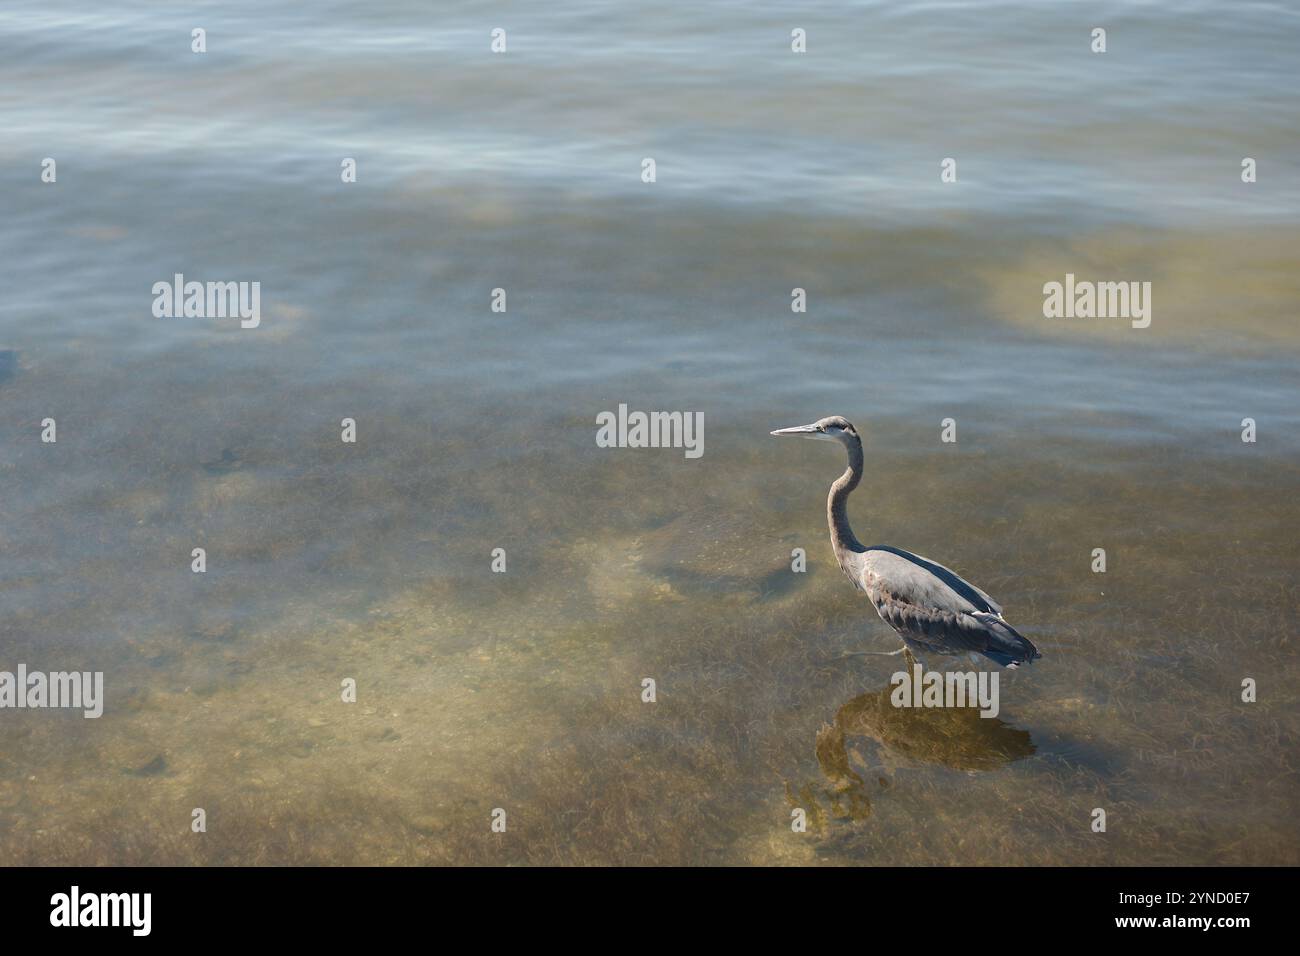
[{"xmin": 770, "ymin": 416, "xmax": 859, "ymax": 444}]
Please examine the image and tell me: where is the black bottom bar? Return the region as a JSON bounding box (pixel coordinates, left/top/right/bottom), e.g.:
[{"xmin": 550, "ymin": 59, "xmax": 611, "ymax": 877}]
[{"xmin": 1, "ymin": 866, "xmax": 1287, "ymax": 941}]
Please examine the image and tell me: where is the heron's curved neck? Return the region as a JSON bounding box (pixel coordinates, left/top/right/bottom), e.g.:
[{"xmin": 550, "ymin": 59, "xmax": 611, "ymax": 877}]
[{"xmin": 828, "ymin": 435, "xmax": 865, "ymax": 559}]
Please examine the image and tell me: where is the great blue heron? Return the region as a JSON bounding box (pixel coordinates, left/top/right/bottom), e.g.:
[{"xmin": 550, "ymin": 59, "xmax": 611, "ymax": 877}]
[{"xmin": 771, "ymin": 416, "xmax": 1041, "ymax": 668}]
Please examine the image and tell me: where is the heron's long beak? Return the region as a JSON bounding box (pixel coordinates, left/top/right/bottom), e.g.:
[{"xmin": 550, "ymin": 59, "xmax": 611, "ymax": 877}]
[{"xmin": 770, "ymin": 423, "xmax": 826, "ymax": 439}]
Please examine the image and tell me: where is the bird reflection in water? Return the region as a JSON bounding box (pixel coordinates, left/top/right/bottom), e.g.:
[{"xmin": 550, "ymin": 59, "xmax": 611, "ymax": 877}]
[{"xmin": 789, "ymin": 678, "xmax": 1036, "ymax": 829}]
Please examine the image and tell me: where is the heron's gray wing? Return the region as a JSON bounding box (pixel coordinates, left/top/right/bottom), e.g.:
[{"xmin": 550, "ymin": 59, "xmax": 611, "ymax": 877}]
[
  {"xmin": 855, "ymin": 547, "xmax": 1037, "ymax": 664},
  {"xmin": 869, "ymin": 589, "xmax": 999, "ymax": 657},
  {"xmin": 859, "ymin": 547, "xmax": 1002, "ymax": 616}
]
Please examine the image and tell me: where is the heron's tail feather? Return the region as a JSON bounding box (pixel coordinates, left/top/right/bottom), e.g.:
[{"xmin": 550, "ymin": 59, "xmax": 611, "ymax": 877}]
[{"xmin": 970, "ymin": 613, "xmax": 1041, "ymax": 667}]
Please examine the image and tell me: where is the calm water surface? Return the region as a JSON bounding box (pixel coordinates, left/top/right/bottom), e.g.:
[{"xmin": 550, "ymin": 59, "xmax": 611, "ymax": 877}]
[{"xmin": 1, "ymin": 1, "xmax": 1297, "ymax": 864}]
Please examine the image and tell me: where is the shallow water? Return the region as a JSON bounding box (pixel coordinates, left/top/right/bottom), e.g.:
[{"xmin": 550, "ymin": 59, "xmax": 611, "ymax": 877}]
[{"xmin": 1, "ymin": 1, "xmax": 1297, "ymax": 865}]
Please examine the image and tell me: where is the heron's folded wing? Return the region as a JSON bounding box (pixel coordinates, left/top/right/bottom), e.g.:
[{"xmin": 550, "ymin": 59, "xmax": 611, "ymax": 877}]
[
  {"xmin": 870, "ymin": 591, "xmax": 996, "ymax": 655},
  {"xmin": 860, "ymin": 547, "xmax": 1003, "ymax": 616}
]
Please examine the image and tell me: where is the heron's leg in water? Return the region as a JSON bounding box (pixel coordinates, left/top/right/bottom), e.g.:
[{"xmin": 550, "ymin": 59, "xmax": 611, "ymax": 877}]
[
  {"xmin": 830, "ymin": 640, "xmax": 922, "ymax": 667},
  {"xmin": 835, "ymin": 647, "xmax": 907, "ymax": 660}
]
